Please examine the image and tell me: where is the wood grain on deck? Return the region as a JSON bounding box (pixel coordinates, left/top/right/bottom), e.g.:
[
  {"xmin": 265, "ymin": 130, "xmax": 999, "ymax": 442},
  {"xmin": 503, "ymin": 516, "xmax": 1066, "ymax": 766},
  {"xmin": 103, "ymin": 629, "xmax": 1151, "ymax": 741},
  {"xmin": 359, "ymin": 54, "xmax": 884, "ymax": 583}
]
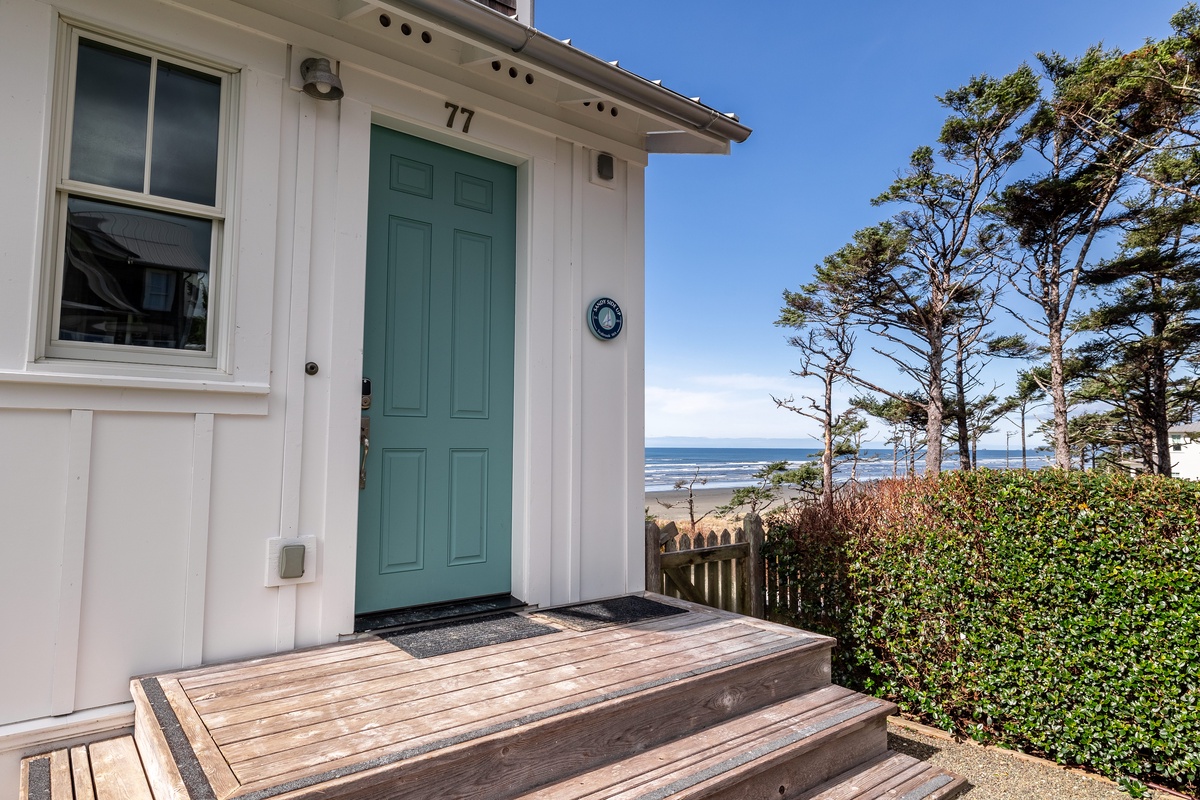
[
  {"xmin": 516, "ymin": 686, "xmax": 881, "ymax": 799},
  {"xmin": 149, "ymin": 606, "xmax": 827, "ymax": 799},
  {"xmin": 87, "ymin": 738, "xmax": 153, "ymax": 800}
]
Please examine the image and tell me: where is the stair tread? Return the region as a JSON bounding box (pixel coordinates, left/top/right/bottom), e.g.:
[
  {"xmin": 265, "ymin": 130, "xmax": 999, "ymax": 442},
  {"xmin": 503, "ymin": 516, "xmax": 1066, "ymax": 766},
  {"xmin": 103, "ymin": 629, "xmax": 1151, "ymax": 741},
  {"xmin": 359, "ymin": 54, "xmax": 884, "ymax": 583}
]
[
  {"xmin": 21, "ymin": 737, "xmax": 152, "ymax": 800},
  {"xmin": 19, "ymin": 601, "xmax": 967, "ymax": 800},
  {"xmin": 515, "ymin": 685, "xmax": 896, "ymax": 799},
  {"xmin": 798, "ymin": 751, "xmax": 970, "ymax": 800},
  {"xmin": 129, "ymin": 605, "xmax": 834, "ymax": 799}
]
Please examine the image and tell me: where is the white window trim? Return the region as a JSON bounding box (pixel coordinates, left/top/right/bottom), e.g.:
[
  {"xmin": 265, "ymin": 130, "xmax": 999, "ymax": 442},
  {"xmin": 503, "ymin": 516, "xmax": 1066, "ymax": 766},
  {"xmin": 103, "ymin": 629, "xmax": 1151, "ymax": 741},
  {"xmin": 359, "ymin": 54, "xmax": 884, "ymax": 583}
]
[{"xmin": 37, "ymin": 20, "xmax": 240, "ymax": 373}]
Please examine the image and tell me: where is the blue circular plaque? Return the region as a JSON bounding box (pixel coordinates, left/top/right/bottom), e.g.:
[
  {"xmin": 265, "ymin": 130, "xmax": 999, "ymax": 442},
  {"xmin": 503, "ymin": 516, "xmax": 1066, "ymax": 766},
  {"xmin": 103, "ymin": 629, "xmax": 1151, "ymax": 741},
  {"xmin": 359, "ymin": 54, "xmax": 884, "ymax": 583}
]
[{"xmin": 588, "ymin": 297, "xmax": 624, "ymax": 340}]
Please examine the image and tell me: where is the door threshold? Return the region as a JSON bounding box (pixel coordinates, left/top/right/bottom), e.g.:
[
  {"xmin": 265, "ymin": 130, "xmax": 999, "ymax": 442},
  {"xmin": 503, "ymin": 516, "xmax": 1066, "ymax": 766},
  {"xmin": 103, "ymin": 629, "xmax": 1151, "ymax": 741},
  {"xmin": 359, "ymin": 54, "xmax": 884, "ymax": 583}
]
[{"xmin": 353, "ymin": 594, "xmax": 527, "ymax": 635}]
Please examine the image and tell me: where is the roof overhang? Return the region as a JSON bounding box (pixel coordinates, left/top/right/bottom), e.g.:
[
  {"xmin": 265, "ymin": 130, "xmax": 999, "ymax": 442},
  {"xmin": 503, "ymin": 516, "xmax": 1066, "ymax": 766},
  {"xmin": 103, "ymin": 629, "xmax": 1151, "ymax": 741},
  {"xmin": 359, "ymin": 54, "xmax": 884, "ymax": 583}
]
[{"xmin": 335, "ymin": 0, "xmax": 752, "ymax": 154}]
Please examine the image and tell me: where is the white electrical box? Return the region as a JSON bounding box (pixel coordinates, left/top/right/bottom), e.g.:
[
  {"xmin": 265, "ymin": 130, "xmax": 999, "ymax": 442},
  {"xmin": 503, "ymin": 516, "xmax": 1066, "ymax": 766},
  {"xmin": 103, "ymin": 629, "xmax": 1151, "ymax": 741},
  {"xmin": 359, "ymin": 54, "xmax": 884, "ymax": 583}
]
[{"xmin": 264, "ymin": 535, "xmax": 317, "ymax": 587}]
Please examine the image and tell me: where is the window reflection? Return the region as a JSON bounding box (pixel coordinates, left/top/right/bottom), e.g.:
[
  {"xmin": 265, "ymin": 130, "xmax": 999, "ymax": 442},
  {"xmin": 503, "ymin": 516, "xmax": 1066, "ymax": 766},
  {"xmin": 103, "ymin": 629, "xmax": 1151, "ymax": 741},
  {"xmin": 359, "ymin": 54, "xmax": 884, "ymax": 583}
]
[
  {"xmin": 150, "ymin": 62, "xmax": 221, "ymax": 205},
  {"xmin": 60, "ymin": 197, "xmax": 211, "ymax": 350},
  {"xmin": 69, "ymin": 39, "xmax": 151, "ymax": 192}
]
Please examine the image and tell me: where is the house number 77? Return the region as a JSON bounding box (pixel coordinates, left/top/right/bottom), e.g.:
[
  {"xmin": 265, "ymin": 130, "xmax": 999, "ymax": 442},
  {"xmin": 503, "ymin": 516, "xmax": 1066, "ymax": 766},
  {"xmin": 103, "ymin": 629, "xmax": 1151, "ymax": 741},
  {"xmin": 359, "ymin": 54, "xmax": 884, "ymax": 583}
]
[{"xmin": 445, "ymin": 102, "xmax": 475, "ymax": 133}]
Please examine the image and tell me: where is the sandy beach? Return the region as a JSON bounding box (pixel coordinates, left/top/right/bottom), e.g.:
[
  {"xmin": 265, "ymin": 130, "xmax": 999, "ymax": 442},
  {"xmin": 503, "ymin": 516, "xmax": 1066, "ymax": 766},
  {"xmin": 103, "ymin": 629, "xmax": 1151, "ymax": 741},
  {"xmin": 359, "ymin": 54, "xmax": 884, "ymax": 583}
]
[{"xmin": 645, "ymin": 485, "xmax": 810, "ymax": 525}]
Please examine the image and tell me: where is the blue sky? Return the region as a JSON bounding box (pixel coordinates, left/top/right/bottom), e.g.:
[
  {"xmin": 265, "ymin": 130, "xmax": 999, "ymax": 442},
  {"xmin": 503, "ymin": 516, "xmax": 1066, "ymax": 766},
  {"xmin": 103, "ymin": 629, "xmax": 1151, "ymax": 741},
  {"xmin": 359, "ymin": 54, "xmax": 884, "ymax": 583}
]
[{"xmin": 536, "ymin": 0, "xmax": 1186, "ymax": 446}]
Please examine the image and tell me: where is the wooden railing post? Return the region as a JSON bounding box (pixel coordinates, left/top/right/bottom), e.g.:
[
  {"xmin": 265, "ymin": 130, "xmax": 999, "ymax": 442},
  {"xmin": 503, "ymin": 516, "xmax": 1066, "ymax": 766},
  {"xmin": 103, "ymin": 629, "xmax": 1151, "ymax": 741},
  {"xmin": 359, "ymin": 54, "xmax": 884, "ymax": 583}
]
[
  {"xmin": 718, "ymin": 529, "xmax": 733, "ymax": 611},
  {"xmin": 735, "ymin": 525, "xmax": 748, "ymax": 616},
  {"xmin": 745, "ymin": 512, "xmax": 765, "ymax": 619},
  {"xmin": 645, "ymin": 520, "xmax": 661, "ymax": 595}
]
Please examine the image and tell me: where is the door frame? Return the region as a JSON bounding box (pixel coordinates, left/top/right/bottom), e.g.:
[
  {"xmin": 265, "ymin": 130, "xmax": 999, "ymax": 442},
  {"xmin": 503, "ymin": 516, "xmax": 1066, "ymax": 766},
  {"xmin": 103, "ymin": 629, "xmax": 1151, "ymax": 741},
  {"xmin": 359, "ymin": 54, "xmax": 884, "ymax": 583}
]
[
  {"xmin": 355, "ymin": 124, "xmax": 518, "ymax": 613},
  {"xmin": 346, "ymin": 110, "xmax": 542, "ymax": 619},
  {"xmin": 291, "ymin": 59, "xmax": 649, "ymax": 646}
]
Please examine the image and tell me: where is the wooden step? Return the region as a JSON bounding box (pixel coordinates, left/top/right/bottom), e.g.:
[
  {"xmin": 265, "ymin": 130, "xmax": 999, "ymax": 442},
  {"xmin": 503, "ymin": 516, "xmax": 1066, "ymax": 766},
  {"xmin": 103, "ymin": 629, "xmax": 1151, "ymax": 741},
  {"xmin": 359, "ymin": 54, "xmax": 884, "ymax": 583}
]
[
  {"xmin": 513, "ymin": 685, "xmax": 896, "ymax": 799},
  {"xmin": 20, "ymin": 736, "xmax": 153, "ymax": 800},
  {"xmin": 131, "ymin": 607, "xmax": 835, "ymax": 799},
  {"xmin": 797, "ymin": 751, "xmax": 970, "ymax": 800}
]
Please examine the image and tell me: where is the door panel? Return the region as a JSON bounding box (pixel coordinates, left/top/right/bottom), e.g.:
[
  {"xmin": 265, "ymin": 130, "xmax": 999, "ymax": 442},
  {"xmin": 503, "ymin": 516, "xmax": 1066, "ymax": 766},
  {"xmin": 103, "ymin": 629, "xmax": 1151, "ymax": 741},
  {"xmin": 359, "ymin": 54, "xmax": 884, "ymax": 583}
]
[
  {"xmin": 384, "ymin": 217, "xmax": 430, "ymax": 418},
  {"xmin": 379, "ymin": 449, "xmax": 425, "ymax": 573},
  {"xmin": 357, "ymin": 127, "xmax": 516, "ymax": 614},
  {"xmin": 448, "ymin": 449, "xmax": 488, "ymax": 565},
  {"xmin": 450, "ymin": 231, "xmax": 493, "ymax": 418}
]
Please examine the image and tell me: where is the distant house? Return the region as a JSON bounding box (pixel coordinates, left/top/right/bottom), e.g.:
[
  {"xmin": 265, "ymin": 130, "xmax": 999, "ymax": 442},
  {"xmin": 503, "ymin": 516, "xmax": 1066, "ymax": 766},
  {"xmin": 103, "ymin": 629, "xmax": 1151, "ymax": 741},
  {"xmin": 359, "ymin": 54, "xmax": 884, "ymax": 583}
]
[
  {"xmin": 1170, "ymin": 423, "xmax": 1200, "ymax": 479},
  {"xmin": 0, "ymin": 0, "xmax": 750, "ymax": 785}
]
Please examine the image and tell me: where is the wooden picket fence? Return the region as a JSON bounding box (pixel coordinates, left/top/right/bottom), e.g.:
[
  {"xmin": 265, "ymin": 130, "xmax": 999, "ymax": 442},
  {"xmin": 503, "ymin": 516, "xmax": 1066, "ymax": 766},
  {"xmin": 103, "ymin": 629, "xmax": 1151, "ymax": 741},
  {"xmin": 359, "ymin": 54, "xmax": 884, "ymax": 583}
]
[
  {"xmin": 762, "ymin": 553, "xmax": 805, "ymax": 625},
  {"xmin": 645, "ymin": 513, "xmax": 765, "ymax": 618}
]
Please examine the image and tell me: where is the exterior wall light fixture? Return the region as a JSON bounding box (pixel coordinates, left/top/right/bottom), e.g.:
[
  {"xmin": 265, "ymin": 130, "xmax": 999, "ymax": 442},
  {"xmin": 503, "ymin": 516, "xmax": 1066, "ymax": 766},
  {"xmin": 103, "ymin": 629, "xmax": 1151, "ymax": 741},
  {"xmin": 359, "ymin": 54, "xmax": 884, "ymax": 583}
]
[{"xmin": 300, "ymin": 57, "xmax": 344, "ymax": 100}]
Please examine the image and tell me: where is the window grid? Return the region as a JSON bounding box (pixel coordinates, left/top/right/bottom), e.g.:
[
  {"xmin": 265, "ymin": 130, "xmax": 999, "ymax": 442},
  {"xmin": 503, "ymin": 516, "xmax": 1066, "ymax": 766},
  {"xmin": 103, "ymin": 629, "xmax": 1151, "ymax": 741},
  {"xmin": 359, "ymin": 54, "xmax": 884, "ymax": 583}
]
[{"xmin": 43, "ymin": 23, "xmax": 235, "ymax": 368}]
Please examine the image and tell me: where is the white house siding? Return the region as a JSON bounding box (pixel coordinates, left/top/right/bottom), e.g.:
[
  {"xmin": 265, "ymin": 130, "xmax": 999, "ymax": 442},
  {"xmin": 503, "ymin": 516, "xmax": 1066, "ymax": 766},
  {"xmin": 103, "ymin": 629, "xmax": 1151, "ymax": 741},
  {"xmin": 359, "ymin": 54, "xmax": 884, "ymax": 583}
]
[
  {"xmin": 1171, "ymin": 427, "xmax": 1200, "ymax": 479},
  {"xmin": 1176, "ymin": 447, "xmax": 1200, "ymax": 479},
  {"xmin": 0, "ymin": 0, "xmax": 649, "ymax": 782}
]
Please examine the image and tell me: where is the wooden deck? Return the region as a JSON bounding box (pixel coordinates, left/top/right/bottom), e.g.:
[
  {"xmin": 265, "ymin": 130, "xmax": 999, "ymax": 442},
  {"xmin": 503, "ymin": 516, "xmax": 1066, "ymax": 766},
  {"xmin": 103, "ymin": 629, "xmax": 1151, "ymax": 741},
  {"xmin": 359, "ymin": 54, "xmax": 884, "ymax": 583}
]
[{"xmin": 21, "ymin": 595, "xmax": 968, "ymax": 800}]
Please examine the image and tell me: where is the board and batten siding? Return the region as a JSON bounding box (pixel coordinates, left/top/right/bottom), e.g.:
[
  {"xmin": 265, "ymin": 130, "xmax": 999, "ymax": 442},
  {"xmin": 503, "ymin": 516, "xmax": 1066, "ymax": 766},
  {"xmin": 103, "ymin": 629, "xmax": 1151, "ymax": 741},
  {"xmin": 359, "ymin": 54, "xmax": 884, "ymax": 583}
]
[{"xmin": 0, "ymin": 0, "xmax": 647, "ymax": 784}]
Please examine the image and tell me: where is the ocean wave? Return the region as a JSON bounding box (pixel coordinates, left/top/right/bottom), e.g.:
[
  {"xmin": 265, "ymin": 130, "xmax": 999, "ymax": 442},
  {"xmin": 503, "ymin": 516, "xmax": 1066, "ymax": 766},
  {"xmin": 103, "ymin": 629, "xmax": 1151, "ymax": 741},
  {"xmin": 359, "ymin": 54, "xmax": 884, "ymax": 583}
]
[{"xmin": 645, "ymin": 446, "xmax": 1050, "ymax": 491}]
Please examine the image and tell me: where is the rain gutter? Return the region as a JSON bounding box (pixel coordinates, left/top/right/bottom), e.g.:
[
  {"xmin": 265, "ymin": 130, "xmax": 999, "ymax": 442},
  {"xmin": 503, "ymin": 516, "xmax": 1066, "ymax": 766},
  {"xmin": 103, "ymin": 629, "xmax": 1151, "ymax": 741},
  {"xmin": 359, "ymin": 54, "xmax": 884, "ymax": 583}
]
[{"xmin": 375, "ymin": 0, "xmax": 753, "ymax": 144}]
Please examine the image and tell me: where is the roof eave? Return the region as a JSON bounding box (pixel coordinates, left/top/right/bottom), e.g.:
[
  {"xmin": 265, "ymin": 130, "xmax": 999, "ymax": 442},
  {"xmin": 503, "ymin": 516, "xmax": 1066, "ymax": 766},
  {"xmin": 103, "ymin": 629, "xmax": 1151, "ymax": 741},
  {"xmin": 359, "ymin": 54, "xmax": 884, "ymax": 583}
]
[{"xmin": 369, "ymin": 0, "xmax": 752, "ymax": 150}]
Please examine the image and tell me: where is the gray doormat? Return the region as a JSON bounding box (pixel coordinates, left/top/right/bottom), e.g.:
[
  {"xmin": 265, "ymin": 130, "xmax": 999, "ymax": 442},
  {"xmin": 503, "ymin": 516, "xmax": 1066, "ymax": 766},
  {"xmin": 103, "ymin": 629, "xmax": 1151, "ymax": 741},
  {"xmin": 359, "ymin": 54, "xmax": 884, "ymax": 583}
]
[
  {"xmin": 354, "ymin": 594, "xmax": 525, "ymax": 634},
  {"xmin": 533, "ymin": 595, "xmax": 689, "ymax": 631},
  {"xmin": 383, "ymin": 612, "xmax": 557, "ymax": 658}
]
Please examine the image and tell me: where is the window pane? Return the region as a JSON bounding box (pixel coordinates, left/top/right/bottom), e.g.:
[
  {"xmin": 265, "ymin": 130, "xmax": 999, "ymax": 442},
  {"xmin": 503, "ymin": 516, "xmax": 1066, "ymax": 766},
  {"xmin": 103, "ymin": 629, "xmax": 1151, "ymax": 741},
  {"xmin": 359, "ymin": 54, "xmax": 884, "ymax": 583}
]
[
  {"xmin": 60, "ymin": 196, "xmax": 212, "ymax": 350},
  {"xmin": 150, "ymin": 62, "xmax": 221, "ymax": 205},
  {"xmin": 70, "ymin": 39, "xmax": 150, "ymax": 192}
]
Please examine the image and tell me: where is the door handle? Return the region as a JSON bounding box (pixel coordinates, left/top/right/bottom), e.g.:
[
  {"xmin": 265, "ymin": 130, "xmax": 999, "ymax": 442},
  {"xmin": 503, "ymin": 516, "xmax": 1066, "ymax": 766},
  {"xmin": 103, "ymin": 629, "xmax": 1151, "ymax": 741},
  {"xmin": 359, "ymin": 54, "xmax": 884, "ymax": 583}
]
[{"xmin": 359, "ymin": 417, "xmax": 370, "ymax": 490}]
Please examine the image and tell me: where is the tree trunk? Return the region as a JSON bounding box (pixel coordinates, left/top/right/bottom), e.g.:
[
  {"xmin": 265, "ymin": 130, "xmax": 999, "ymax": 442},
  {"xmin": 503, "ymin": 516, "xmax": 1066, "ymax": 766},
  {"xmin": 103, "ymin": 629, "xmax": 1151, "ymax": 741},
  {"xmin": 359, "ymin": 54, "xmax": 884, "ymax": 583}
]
[
  {"xmin": 1047, "ymin": 325, "xmax": 1071, "ymax": 469},
  {"xmin": 1142, "ymin": 419, "xmax": 1158, "ymax": 473},
  {"xmin": 820, "ymin": 370, "xmax": 834, "ymax": 513},
  {"xmin": 1156, "ymin": 371, "xmax": 1172, "ymax": 476},
  {"xmin": 955, "ymin": 333, "xmax": 971, "ymax": 471},
  {"xmin": 1020, "ymin": 404, "xmax": 1028, "ymax": 470},
  {"xmin": 1151, "ymin": 285, "xmax": 1172, "ymax": 476},
  {"xmin": 926, "ymin": 341, "xmax": 945, "ymax": 475}
]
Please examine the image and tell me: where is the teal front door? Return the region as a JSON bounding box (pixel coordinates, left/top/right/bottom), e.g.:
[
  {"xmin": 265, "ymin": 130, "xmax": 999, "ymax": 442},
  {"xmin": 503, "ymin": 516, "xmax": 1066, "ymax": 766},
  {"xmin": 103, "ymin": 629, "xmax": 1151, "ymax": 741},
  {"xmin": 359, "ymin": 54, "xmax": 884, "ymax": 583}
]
[{"xmin": 356, "ymin": 126, "xmax": 516, "ymax": 614}]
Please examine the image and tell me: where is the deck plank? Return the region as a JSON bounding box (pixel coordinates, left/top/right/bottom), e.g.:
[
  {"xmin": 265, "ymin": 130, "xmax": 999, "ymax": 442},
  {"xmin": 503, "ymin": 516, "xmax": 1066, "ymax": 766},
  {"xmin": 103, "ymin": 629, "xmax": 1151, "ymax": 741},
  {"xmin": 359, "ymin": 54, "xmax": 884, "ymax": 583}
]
[
  {"xmin": 159, "ymin": 678, "xmax": 241, "ymax": 799},
  {"xmin": 798, "ymin": 753, "xmax": 934, "ymax": 799},
  {"xmin": 219, "ymin": 625, "xmax": 794, "ymax": 777},
  {"xmin": 180, "ymin": 604, "xmax": 729, "ymax": 692},
  {"xmin": 206, "ymin": 618, "xmax": 767, "ymax": 739},
  {"xmin": 186, "ymin": 650, "xmax": 404, "ymax": 708},
  {"xmin": 87, "ymin": 738, "xmax": 153, "ymax": 800},
  {"xmin": 225, "ymin": 639, "xmax": 787, "ymax": 785},
  {"xmin": 68, "ymin": 746, "xmax": 96, "ymax": 800},
  {"xmin": 120, "ymin": 604, "xmax": 844, "ymax": 800},
  {"xmin": 865, "ymin": 762, "xmax": 963, "ymax": 799},
  {"xmin": 655, "ymin": 711, "xmax": 889, "ymax": 800},
  {"xmin": 177, "ymin": 638, "xmax": 398, "ymax": 690},
  {"xmin": 516, "ymin": 686, "xmax": 865, "ymax": 799},
  {"xmin": 231, "ymin": 634, "xmax": 829, "ymax": 796},
  {"xmin": 191, "ymin": 612, "xmax": 713, "ymax": 715},
  {"xmin": 49, "ymin": 750, "xmax": 72, "ymax": 800},
  {"xmin": 19, "ymin": 758, "xmax": 33, "ymax": 800},
  {"xmin": 131, "ymin": 678, "xmax": 189, "ymax": 800}
]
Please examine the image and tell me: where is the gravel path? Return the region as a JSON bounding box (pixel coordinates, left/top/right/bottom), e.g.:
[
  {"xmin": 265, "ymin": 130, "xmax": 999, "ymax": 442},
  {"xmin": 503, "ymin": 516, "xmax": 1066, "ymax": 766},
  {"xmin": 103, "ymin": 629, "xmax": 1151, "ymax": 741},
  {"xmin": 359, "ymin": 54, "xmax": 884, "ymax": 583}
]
[{"xmin": 887, "ymin": 718, "xmax": 1159, "ymax": 800}]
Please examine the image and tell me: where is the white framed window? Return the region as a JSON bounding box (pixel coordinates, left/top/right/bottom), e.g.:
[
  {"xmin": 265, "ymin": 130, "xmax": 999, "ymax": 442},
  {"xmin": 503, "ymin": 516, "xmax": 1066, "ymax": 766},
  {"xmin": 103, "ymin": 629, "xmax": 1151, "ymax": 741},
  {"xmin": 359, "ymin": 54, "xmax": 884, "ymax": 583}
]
[{"xmin": 42, "ymin": 24, "xmax": 236, "ymax": 368}]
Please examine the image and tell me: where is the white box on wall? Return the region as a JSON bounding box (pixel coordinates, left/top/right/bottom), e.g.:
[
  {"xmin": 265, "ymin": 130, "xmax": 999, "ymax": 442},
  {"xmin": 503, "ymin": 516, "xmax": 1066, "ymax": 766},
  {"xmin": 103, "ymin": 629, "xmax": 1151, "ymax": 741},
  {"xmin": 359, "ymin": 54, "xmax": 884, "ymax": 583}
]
[{"xmin": 264, "ymin": 535, "xmax": 317, "ymax": 586}]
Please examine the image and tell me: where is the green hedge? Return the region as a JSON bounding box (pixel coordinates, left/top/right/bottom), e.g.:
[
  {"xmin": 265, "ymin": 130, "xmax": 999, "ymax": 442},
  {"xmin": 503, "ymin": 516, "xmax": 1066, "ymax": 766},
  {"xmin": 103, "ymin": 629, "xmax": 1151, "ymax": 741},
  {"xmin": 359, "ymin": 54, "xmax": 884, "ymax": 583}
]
[{"xmin": 765, "ymin": 470, "xmax": 1200, "ymax": 796}]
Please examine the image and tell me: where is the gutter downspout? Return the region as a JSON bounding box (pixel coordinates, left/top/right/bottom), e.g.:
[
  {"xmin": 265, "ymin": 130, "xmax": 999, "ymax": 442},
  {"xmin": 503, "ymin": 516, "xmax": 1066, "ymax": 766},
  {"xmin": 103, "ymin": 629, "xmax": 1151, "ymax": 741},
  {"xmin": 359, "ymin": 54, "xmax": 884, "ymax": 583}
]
[{"xmin": 374, "ymin": 0, "xmax": 752, "ymax": 144}]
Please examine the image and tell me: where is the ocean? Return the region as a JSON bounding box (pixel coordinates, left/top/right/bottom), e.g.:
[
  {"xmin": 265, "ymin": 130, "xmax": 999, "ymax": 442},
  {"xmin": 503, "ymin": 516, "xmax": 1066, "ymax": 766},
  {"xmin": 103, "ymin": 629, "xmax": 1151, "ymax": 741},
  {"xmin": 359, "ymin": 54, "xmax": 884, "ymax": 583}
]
[{"xmin": 644, "ymin": 446, "xmax": 1049, "ymax": 492}]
